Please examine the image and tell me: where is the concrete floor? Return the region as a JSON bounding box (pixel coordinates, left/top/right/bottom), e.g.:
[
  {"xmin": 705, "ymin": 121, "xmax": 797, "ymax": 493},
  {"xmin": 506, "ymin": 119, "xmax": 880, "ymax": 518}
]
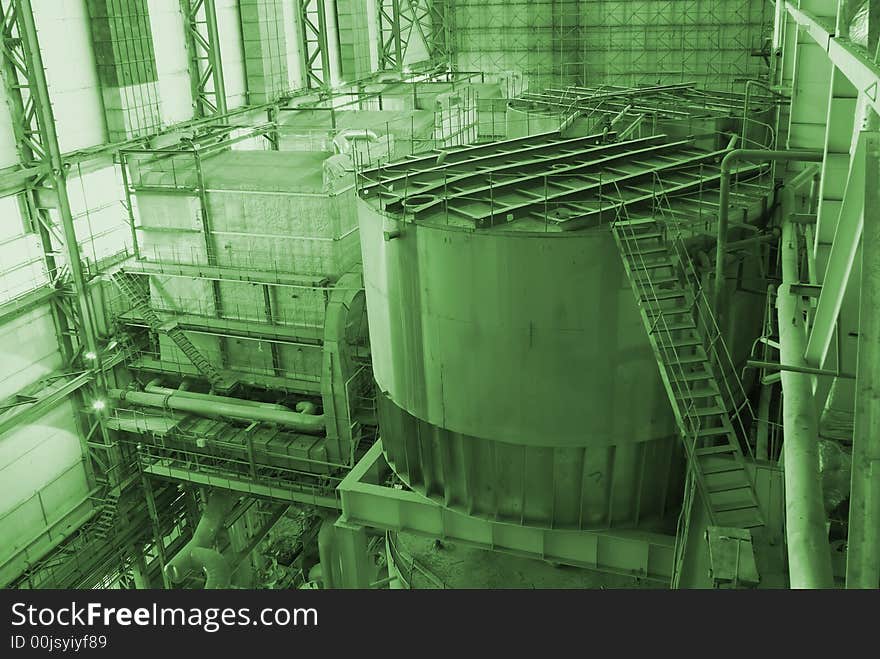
[{"xmin": 395, "ymin": 532, "xmax": 664, "ymax": 589}]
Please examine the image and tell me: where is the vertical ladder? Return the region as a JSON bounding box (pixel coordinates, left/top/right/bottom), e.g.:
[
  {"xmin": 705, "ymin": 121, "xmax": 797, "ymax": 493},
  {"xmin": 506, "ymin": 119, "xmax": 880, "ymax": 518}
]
[
  {"xmin": 110, "ymin": 271, "xmax": 229, "ymax": 390},
  {"xmin": 611, "ymin": 218, "xmax": 763, "ymax": 530}
]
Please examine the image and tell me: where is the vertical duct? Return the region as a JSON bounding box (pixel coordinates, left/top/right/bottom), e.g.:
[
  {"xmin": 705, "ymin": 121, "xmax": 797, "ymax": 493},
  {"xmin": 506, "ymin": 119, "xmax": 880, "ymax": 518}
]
[
  {"xmin": 87, "ymin": 0, "xmax": 162, "ymax": 140},
  {"xmin": 166, "ymin": 490, "xmax": 238, "ymax": 589}
]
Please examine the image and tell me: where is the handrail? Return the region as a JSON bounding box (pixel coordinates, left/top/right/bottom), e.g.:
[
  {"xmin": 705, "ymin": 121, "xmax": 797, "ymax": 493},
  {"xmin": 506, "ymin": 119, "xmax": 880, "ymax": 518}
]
[{"xmin": 651, "ymin": 173, "xmax": 759, "ymax": 460}]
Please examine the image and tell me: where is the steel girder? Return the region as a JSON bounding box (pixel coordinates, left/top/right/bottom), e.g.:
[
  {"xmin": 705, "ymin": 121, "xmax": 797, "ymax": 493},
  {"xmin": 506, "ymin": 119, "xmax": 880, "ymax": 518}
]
[
  {"xmin": 338, "ymin": 441, "xmax": 676, "ymax": 583},
  {"xmin": 377, "ymin": 0, "xmax": 452, "ymax": 71},
  {"xmin": 298, "ymin": 0, "xmax": 332, "ymax": 89},
  {"xmin": 359, "ymin": 132, "xmax": 768, "ymax": 230},
  {"xmin": 847, "ymin": 130, "xmax": 880, "ymax": 589},
  {"xmin": 805, "ymin": 131, "xmax": 878, "ymax": 368},
  {"xmin": 785, "ymin": 2, "xmax": 880, "ymax": 119},
  {"xmin": 0, "ymin": 0, "xmax": 115, "ymax": 491},
  {"xmin": 180, "ymin": 0, "xmax": 227, "ymax": 117}
]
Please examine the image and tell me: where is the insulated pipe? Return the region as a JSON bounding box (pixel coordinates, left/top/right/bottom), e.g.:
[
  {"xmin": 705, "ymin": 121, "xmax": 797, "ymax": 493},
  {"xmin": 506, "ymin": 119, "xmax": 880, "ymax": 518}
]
[
  {"xmin": 109, "ymin": 389, "xmax": 325, "ymax": 434},
  {"xmin": 296, "ymin": 401, "xmax": 318, "ymax": 415},
  {"xmin": 715, "ymin": 149, "xmax": 825, "ymax": 315},
  {"xmin": 317, "ymin": 519, "xmax": 338, "ymax": 589},
  {"xmin": 332, "ymin": 129, "xmax": 379, "ymax": 155},
  {"xmin": 144, "ymin": 384, "xmax": 293, "ymax": 413},
  {"xmin": 777, "ymin": 167, "xmax": 835, "ymax": 589},
  {"xmin": 166, "ymin": 491, "xmax": 237, "ymax": 589}
]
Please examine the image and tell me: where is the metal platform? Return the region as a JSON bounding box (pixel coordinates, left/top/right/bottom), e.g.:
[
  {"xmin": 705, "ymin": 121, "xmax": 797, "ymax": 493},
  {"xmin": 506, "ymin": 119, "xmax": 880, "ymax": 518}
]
[{"xmin": 338, "ymin": 440, "xmax": 677, "ymax": 583}]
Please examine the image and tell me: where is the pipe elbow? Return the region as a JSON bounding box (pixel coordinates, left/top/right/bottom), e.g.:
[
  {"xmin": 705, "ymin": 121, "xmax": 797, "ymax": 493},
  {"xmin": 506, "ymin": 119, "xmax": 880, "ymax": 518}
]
[{"xmin": 296, "ymin": 401, "xmax": 318, "ymax": 415}]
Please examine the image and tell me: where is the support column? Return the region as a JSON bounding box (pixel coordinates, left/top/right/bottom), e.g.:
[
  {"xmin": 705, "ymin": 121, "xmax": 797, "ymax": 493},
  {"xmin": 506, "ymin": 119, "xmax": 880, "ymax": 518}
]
[
  {"xmin": 333, "ymin": 520, "xmax": 372, "ymax": 589},
  {"xmin": 777, "ymin": 169, "xmax": 835, "ymax": 589},
  {"xmin": 130, "ymin": 546, "xmax": 151, "ymax": 589},
  {"xmin": 846, "ymin": 131, "xmax": 880, "ymax": 589}
]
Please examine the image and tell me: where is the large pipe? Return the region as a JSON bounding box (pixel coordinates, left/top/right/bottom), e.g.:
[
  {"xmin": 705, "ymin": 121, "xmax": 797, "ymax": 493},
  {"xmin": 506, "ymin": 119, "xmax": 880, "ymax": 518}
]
[
  {"xmin": 166, "ymin": 490, "xmax": 237, "ymax": 589},
  {"xmin": 110, "ymin": 388, "xmax": 325, "ymax": 434},
  {"xmin": 716, "ymin": 149, "xmax": 825, "ymax": 314},
  {"xmin": 144, "ymin": 383, "xmax": 293, "ymax": 413},
  {"xmin": 317, "ymin": 519, "xmax": 338, "ymax": 589},
  {"xmin": 332, "ymin": 128, "xmax": 379, "ymax": 155},
  {"xmin": 777, "ymin": 167, "xmax": 835, "ymax": 589}
]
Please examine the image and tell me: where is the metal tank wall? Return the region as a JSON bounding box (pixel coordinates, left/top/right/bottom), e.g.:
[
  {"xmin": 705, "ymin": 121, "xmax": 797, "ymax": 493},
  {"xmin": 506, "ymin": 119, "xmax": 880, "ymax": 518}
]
[{"xmin": 358, "ymin": 205, "xmax": 686, "ymax": 531}]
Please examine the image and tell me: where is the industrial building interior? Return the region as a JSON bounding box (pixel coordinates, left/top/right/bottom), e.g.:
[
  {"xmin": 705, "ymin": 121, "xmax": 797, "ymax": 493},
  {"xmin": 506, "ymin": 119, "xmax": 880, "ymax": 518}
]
[{"xmin": 0, "ymin": 0, "xmax": 877, "ymax": 591}]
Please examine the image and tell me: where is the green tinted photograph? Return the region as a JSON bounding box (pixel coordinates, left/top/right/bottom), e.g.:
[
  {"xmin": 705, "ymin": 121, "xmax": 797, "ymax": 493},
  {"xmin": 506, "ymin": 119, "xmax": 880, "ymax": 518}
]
[{"xmin": 0, "ymin": 0, "xmax": 876, "ymax": 593}]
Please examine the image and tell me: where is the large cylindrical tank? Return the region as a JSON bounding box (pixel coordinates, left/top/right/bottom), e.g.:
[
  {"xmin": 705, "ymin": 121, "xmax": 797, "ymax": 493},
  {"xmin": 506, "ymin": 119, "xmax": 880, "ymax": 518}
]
[{"xmin": 358, "ymin": 204, "xmax": 686, "ymax": 531}]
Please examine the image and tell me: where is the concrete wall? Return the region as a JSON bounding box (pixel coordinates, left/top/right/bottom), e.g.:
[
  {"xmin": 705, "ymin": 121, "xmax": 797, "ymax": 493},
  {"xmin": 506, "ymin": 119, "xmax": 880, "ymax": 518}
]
[
  {"xmin": 0, "ymin": 197, "xmax": 47, "ymax": 304},
  {"xmin": 150, "ymin": 0, "xmax": 194, "ymax": 126},
  {"xmin": 31, "ymin": 0, "xmax": 107, "ymax": 151},
  {"xmin": 0, "ymin": 307, "xmax": 90, "ymax": 586}
]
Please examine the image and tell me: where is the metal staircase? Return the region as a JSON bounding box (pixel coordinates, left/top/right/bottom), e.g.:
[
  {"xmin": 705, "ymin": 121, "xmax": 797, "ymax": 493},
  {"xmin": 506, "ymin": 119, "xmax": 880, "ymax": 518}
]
[
  {"xmin": 611, "ymin": 217, "xmax": 763, "ymax": 530},
  {"xmin": 92, "ymin": 490, "xmax": 120, "ymax": 541},
  {"xmin": 109, "ymin": 271, "xmax": 229, "ymax": 390}
]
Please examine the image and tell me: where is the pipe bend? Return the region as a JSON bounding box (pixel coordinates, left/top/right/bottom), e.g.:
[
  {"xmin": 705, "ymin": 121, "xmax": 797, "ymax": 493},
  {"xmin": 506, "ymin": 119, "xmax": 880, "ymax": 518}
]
[
  {"xmin": 721, "ymin": 148, "xmax": 825, "ymax": 173},
  {"xmin": 166, "ymin": 491, "xmax": 238, "ymax": 588}
]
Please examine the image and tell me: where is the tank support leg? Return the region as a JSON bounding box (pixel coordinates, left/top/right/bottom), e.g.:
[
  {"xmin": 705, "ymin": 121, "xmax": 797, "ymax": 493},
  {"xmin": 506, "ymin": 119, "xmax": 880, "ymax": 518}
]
[{"xmin": 334, "ymin": 520, "xmax": 372, "ymax": 589}]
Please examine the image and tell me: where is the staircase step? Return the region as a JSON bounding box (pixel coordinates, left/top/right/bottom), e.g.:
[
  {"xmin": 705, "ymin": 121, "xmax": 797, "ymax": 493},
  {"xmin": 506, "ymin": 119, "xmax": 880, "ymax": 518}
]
[
  {"xmin": 693, "ymin": 405, "xmax": 726, "ymax": 417},
  {"xmin": 630, "ymin": 231, "xmax": 663, "ymax": 241},
  {"xmin": 695, "ymin": 436, "xmax": 736, "ymax": 450},
  {"xmin": 644, "ymin": 305, "xmax": 692, "ymax": 318},
  {"xmin": 711, "ymin": 496, "xmax": 761, "ymax": 514},
  {"xmin": 642, "ymin": 289, "xmax": 687, "ymax": 302},
  {"xmin": 650, "ymin": 320, "xmax": 698, "ymax": 334},
  {"xmin": 713, "ymin": 508, "xmax": 764, "ymax": 529},
  {"xmin": 677, "ymin": 389, "xmax": 722, "ymax": 405},
  {"xmin": 670, "ymin": 369, "xmax": 715, "ymax": 384},
  {"xmin": 664, "ymin": 350, "xmax": 705, "ymax": 364},
  {"xmin": 700, "ymin": 457, "xmax": 747, "ymax": 476},
  {"xmin": 705, "ymin": 476, "xmax": 753, "ymax": 495},
  {"xmin": 657, "ymin": 334, "xmax": 703, "ymax": 349},
  {"xmin": 615, "ymin": 218, "xmax": 655, "ymax": 228},
  {"xmin": 626, "ymin": 245, "xmax": 668, "ymax": 257},
  {"xmin": 633, "ymin": 261, "xmax": 676, "ymax": 271},
  {"xmin": 634, "ymin": 275, "xmax": 679, "ymax": 287}
]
